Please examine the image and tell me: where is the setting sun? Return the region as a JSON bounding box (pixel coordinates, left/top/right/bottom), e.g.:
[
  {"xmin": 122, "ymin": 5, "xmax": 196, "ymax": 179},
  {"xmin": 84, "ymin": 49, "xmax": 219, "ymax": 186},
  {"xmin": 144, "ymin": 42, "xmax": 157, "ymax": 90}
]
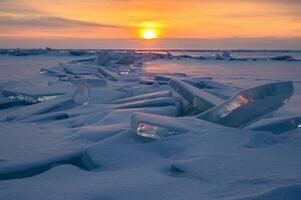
[{"xmin": 141, "ymin": 29, "xmax": 158, "ymax": 40}]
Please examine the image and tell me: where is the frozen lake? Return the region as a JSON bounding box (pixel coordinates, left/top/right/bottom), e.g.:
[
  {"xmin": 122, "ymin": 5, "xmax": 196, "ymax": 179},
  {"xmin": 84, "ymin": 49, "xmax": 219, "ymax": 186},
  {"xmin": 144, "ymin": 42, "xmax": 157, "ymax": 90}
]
[
  {"xmin": 0, "ymin": 55, "xmax": 87, "ymax": 82},
  {"xmin": 1, "ymin": 52, "xmax": 301, "ymax": 200}
]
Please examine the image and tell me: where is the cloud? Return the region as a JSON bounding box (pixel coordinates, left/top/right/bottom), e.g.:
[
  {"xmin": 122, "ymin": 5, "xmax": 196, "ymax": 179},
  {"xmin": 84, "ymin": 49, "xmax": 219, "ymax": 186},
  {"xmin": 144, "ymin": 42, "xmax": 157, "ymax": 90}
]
[
  {"xmin": 0, "ymin": 0, "xmax": 45, "ymax": 15},
  {"xmin": 0, "ymin": 16, "xmax": 123, "ymax": 28}
]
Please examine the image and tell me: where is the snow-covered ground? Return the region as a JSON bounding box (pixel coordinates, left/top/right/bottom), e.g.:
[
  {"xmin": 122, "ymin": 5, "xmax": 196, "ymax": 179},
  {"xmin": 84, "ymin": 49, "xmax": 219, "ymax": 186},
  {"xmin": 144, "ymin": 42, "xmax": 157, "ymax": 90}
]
[{"xmin": 0, "ymin": 51, "xmax": 301, "ymax": 200}]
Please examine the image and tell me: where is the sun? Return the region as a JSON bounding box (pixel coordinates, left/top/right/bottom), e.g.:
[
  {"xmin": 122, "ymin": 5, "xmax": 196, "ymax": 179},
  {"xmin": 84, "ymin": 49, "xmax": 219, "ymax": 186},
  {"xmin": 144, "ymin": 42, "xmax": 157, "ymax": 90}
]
[{"xmin": 141, "ymin": 29, "xmax": 158, "ymax": 40}]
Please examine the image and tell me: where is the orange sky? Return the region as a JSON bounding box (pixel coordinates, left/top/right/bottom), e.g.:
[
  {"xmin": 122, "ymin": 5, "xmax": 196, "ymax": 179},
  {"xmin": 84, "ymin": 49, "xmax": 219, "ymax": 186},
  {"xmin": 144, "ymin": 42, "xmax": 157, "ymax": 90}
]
[{"xmin": 0, "ymin": 0, "xmax": 301, "ymax": 40}]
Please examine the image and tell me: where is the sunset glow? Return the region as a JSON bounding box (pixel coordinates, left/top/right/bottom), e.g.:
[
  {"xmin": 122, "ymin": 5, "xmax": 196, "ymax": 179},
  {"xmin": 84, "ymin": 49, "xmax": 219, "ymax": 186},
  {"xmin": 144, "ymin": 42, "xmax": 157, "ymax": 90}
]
[
  {"xmin": 0, "ymin": 0, "xmax": 301, "ymax": 48},
  {"xmin": 141, "ymin": 29, "xmax": 158, "ymax": 40}
]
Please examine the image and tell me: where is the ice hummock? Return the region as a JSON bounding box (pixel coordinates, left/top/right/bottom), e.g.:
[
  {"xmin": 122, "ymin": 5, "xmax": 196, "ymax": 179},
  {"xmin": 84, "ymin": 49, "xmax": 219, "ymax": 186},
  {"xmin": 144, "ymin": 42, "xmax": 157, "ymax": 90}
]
[
  {"xmin": 197, "ymin": 81, "xmax": 294, "ymax": 128},
  {"xmin": 1, "ymin": 51, "xmax": 301, "ymax": 200},
  {"xmin": 169, "ymin": 79, "xmax": 223, "ymax": 113},
  {"xmin": 72, "ymin": 80, "xmax": 90, "ymax": 106},
  {"xmin": 94, "ymin": 51, "xmax": 111, "ymax": 66}
]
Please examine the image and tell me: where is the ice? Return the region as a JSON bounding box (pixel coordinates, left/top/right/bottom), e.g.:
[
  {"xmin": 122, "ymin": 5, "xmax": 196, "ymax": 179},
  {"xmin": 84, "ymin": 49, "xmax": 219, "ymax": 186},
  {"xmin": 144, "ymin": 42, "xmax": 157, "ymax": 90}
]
[
  {"xmin": 0, "ymin": 95, "xmax": 24, "ymax": 109},
  {"xmin": 2, "ymin": 94, "xmax": 74, "ymax": 121},
  {"xmin": 1, "ymin": 52, "xmax": 301, "ymax": 200},
  {"xmin": 197, "ymin": 81, "xmax": 294, "ymax": 128},
  {"xmin": 136, "ymin": 123, "xmax": 181, "ymax": 139},
  {"xmin": 117, "ymin": 52, "xmax": 136, "ymax": 65},
  {"xmin": 271, "ymin": 55, "xmax": 296, "ymax": 61},
  {"xmin": 72, "ymin": 80, "xmax": 90, "ymax": 106},
  {"xmin": 245, "ymin": 116, "xmax": 301, "ymax": 134},
  {"xmin": 222, "ymin": 50, "xmax": 231, "ymax": 58},
  {"xmin": 155, "ymin": 74, "xmax": 187, "ymax": 82},
  {"xmin": 1, "ymin": 84, "xmax": 71, "ymax": 99},
  {"xmin": 0, "ymin": 83, "xmax": 74, "ymax": 105},
  {"xmin": 113, "ymin": 97, "xmax": 182, "ymax": 113},
  {"xmin": 130, "ymin": 112, "xmax": 224, "ymax": 139},
  {"xmin": 112, "ymin": 91, "xmax": 172, "ymax": 104},
  {"xmin": 7, "ymin": 94, "xmax": 58, "ymax": 104},
  {"xmin": 69, "ymin": 124, "xmax": 128, "ymax": 142},
  {"xmin": 120, "ymin": 83, "xmax": 167, "ymax": 96},
  {"xmin": 98, "ymin": 67, "xmax": 118, "ymax": 81},
  {"xmin": 94, "ymin": 51, "xmax": 111, "ymax": 66},
  {"xmin": 169, "ymin": 79, "xmax": 223, "ymax": 113},
  {"xmin": 72, "ymin": 75, "xmax": 106, "ymax": 87},
  {"xmin": 71, "ymin": 106, "xmax": 178, "ymax": 128},
  {"xmin": 62, "ymin": 64, "xmax": 99, "ymax": 76},
  {"xmin": 40, "ymin": 68, "xmax": 68, "ymax": 77},
  {"xmin": 212, "ymin": 51, "xmax": 232, "ymax": 60}
]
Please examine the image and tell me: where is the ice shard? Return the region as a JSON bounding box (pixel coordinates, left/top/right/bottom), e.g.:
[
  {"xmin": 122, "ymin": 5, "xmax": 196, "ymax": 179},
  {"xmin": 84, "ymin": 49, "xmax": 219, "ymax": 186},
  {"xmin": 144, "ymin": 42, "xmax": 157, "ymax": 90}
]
[
  {"xmin": 137, "ymin": 123, "xmax": 181, "ymax": 139},
  {"xmin": 113, "ymin": 97, "xmax": 182, "ymax": 113},
  {"xmin": 98, "ymin": 68, "xmax": 118, "ymax": 81},
  {"xmin": 169, "ymin": 79, "xmax": 223, "ymax": 113},
  {"xmin": 1, "ymin": 85, "xmax": 69, "ymax": 104},
  {"xmin": 196, "ymin": 81, "xmax": 294, "ymax": 128},
  {"xmin": 131, "ymin": 112, "xmax": 218, "ymax": 139},
  {"xmin": 112, "ymin": 91, "xmax": 172, "ymax": 104},
  {"xmin": 7, "ymin": 94, "xmax": 58, "ymax": 104},
  {"xmin": 245, "ymin": 116, "xmax": 301, "ymax": 134},
  {"xmin": 3, "ymin": 94, "xmax": 74, "ymax": 121},
  {"xmin": 72, "ymin": 80, "xmax": 90, "ymax": 106},
  {"xmin": 94, "ymin": 52, "xmax": 111, "ymax": 66},
  {"xmin": 131, "ymin": 113, "xmax": 187, "ymax": 139},
  {"xmin": 0, "ymin": 97, "xmax": 23, "ymax": 109}
]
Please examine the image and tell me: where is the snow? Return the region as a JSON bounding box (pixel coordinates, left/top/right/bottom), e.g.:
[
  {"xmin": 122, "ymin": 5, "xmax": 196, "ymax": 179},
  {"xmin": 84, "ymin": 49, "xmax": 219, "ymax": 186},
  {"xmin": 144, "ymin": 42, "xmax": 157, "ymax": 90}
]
[{"xmin": 0, "ymin": 51, "xmax": 301, "ymax": 200}]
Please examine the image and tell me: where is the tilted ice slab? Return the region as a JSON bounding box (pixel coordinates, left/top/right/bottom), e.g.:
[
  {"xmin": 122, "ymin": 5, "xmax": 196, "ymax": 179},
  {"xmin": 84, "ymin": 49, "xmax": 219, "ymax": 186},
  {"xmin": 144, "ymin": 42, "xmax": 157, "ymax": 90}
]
[
  {"xmin": 112, "ymin": 97, "xmax": 182, "ymax": 113},
  {"xmin": 0, "ymin": 96, "xmax": 24, "ymax": 109},
  {"xmin": 2, "ymin": 94, "xmax": 74, "ymax": 121},
  {"xmin": 196, "ymin": 81, "xmax": 294, "ymax": 128},
  {"xmin": 245, "ymin": 116, "xmax": 301, "ymax": 134},
  {"xmin": 139, "ymin": 75, "xmax": 212, "ymax": 85},
  {"xmin": 169, "ymin": 79, "xmax": 223, "ymax": 113},
  {"xmin": 71, "ymin": 106, "xmax": 179, "ymax": 128},
  {"xmin": 72, "ymin": 75, "xmax": 106, "ymax": 87},
  {"xmin": 120, "ymin": 83, "xmax": 167, "ymax": 96},
  {"xmin": 1, "ymin": 83, "xmax": 74, "ymax": 105},
  {"xmin": 112, "ymin": 91, "xmax": 172, "ymax": 104},
  {"xmin": 192, "ymin": 79, "xmax": 237, "ymax": 91},
  {"xmin": 72, "ymin": 80, "xmax": 90, "ymax": 106},
  {"xmin": 1, "ymin": 79, "xmax": 90, "ymax": 121},
  {"xmin": 62, "ymin": 64, "xmax": 99, "ymax": 75},
  {"xmin": 131, "ymin": 112, "xmax": 224, "ymax": 139},
  {"xmin": 98, "ymin": 67, "xmax": 119, "ymax": 81}
]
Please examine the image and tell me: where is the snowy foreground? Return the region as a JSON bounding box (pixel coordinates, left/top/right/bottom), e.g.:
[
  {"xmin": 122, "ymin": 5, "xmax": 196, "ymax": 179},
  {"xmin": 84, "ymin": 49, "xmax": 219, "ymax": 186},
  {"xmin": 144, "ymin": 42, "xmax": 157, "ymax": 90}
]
[{"xmin": 0, "ymin": 51, "xmax": 301, "ymax": 200}]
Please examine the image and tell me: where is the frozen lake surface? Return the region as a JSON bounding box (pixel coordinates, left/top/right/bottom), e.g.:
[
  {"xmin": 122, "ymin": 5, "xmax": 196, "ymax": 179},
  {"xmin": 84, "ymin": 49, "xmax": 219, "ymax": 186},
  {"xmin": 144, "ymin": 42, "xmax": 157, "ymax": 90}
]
[
  {"xmin": 0, "ymin": 55, "xmax": 88, "ymax": 82},
  {"xmin": 0, "ymin": 51, "xmax": 301, "ymax": 200}
]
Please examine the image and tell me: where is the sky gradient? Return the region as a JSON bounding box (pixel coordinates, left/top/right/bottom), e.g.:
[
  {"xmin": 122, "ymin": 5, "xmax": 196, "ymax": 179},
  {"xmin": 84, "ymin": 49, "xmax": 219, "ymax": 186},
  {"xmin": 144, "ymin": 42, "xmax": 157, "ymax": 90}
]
[{"xmin": 1, "ymin": 0, "xmax": 301, "ymax": 49}]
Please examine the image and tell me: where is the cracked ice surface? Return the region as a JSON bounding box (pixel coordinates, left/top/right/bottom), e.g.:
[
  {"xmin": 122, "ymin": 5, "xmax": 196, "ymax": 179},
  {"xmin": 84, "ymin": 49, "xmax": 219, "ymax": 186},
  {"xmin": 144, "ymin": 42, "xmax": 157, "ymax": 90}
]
[{"xmin": 0, "ymin": 51, "xmax": 301, "ymax": 200}]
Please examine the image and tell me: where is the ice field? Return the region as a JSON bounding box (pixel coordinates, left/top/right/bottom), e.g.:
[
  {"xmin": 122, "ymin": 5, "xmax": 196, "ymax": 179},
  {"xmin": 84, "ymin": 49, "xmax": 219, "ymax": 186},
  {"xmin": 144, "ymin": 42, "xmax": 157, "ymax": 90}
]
[{"xmin": 0, "ymin": 50, "xmax": 301, "ymax": 200}]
